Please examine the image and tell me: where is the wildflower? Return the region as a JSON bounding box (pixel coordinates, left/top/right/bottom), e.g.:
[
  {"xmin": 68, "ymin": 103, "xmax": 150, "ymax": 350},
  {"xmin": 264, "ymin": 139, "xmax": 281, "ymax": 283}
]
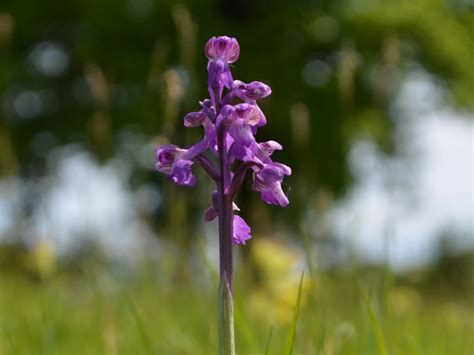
[
  {"xmin": 155, "ymin": 138, "xmax": 208, "ymax": 186},
  {"xmin": 155, "ymin": 34, "xmax": 290, "ymax": 239},
  {"xmin": 154, "ymin": 34, "xmax": 291, "ymax": 355},
  {"xmin": 253, "ymin": 162, "xmax": 292, "ymax": 207}
]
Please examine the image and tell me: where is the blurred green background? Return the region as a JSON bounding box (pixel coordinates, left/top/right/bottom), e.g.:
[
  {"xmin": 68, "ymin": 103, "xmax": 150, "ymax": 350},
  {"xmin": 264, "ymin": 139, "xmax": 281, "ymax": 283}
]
[{"xmin": 0, "ymin": 0, "xmax": 473, "ymax": 354}]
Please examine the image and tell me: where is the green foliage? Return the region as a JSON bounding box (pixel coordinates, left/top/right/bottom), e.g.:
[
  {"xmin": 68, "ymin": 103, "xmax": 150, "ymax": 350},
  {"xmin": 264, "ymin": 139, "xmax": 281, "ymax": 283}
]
[
  {"xmin": 0, "ymin": 263, "xmax": 473, "ymax": 355},
  {"xmin": 128, "ymin": 298, "xmax": 155, "ymax": 355},
  {"xmin": 283, "ymin": 272, "xmax": 304, "ymax": 355},
  {"xmin": 362, "ymin": 292, "xmax": 389, "ymax": 355}
]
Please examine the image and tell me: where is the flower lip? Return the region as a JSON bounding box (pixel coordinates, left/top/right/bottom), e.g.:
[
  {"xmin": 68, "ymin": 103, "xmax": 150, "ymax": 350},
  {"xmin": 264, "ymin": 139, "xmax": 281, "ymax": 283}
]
[
  {"xmin": 205, "ymin": 36, "xmax": 240, "ymax": 63},
  {"xmin": 232, "ymin": 215, "xmax": 251, "ymax": 244},
  {"xmin": 168, "ymin": 159, "xmax": 197, "ymax": 187}
]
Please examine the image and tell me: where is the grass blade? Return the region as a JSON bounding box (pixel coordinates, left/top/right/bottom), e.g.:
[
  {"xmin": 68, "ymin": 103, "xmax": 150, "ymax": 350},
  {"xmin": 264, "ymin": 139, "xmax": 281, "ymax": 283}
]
[
  {"xmin": 234, "ymin": 300, "xmax": 258, "ymax": 351},
  {"xmin": 283, "ymin": 272, "xmax": 304, "ymax": 355},
  {"xmin": 128, "ymin": 300, "xmax": 154, "ymax": 355},
  {"xmin": 264, "ymin": 325, "xmax": 274, "ymax": 355},
  {"xmin": 362, "ymin": 293, "xmax": 389, "ymax": 355}
]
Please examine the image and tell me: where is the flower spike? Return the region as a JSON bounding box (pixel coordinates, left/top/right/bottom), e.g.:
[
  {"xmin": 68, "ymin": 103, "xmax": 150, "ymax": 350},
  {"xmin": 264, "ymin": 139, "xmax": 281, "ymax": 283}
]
[
  {"xmin": 154, "ymin": 35, "xmax": 291, "ymax": 354},
  {"xmin": 154, "ymin": 35, "xmax": 291, "ymax": 291}
]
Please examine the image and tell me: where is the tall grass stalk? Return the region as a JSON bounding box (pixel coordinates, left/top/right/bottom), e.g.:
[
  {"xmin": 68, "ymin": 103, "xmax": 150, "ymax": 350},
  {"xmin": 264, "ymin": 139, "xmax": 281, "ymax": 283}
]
[
  {"xmin": 363, "ymin": 292, "xmax": 389, "ymax": 355},
  {"xmin": 284, "ymin": 272, "xmax": 304, "ymax": 355}
]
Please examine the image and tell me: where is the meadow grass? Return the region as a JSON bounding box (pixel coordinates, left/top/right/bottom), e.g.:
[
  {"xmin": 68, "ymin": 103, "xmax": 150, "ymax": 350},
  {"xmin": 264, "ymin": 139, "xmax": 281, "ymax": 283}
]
[{"xmin": 0, "ymin": 259, "xmax": 472, "ymax": 354}]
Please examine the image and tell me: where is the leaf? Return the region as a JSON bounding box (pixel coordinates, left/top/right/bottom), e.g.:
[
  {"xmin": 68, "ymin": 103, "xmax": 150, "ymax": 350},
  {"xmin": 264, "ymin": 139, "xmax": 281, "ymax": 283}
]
[{"xmin": 218, "ymin": 273, "xmax": 236, "ymax": 355}]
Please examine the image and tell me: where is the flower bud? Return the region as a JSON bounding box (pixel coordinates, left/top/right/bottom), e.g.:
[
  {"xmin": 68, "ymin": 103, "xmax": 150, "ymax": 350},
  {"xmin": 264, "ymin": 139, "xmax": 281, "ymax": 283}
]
[{"xmin": 233, "ymin": 80, "xmax": 272, "ymax": 101}]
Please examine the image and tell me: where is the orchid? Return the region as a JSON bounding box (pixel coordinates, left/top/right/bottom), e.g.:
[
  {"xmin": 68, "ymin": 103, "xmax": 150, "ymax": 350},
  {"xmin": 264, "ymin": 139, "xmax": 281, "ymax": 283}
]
[{"xmin": 154, "ymin": 35, "xmax": 291, "ymax": 354}]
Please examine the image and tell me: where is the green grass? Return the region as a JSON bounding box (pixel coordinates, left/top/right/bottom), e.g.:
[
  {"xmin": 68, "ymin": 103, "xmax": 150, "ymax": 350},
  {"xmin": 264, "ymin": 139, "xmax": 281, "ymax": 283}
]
[
  {"xmin": 0, "ymin": 264, "xmax": 473, "ymax": 355},
  {"xmin": 283, "ymin": 272, "xmax": 304, "ymax": 355}
]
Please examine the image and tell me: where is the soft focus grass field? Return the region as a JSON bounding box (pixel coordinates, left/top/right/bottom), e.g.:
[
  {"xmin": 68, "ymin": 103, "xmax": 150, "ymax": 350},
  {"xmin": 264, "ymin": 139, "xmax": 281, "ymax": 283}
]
[{"xmin": 0, "ymin": 257, "xmax": 473, "ymax": 355}]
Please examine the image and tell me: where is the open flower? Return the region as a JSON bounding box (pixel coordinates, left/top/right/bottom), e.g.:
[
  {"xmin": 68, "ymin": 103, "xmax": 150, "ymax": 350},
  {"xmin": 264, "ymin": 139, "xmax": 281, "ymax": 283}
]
[
  {"xmin": 228, "ymin": 80, "xmax": 270, "ymax": 127},
  {"xmin": 223, "ymin": 103, "xmax": 266, "ymax": 161},
  {"xmin": 155, "ymin": 139, "xmax": 209, "ymax": 187},
  {"xmin": 206, "ymin": 36, "xmax": 240, "ymax": 107},
  {"xmin": 253, "ymin": 162, "xmax": 292, "ymax": 207},
  {"xmin": 155, "ymin": 144, "xmax": 186, "ymax": 174}
]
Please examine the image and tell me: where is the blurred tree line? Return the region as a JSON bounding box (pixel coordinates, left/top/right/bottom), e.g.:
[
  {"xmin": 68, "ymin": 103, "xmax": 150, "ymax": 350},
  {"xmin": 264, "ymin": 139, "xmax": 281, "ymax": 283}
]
[{"xmin": 0, "ymin": 0, "xmax": 472, "ymax": 258}]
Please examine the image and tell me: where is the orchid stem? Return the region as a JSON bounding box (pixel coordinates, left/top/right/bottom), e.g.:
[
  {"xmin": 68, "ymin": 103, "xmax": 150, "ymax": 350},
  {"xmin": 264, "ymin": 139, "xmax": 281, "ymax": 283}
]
[{"xmin": 215, "ymin": 88, "xmax": 236, "ymax": 355}]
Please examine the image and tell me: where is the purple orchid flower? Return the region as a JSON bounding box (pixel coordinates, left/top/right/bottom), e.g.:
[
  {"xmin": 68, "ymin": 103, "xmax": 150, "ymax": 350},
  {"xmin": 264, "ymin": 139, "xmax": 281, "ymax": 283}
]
[
  {"xmin": 253, "ymin": 162, "xmax": 292, "ymax": 207},
  {"xmin": 154, "ymin": 34, "xmax": 291, "ymax": 354},
  {"xmin": 155, "ymin": 138, "xmax": 209, "ymax": 186},
  {"xmin": 206, "ymin": 36, "xmax": 240, "ymax": 108},
  {"xmin": 154, "ymin": 35, "xmax": 291, "ymax": 288}
]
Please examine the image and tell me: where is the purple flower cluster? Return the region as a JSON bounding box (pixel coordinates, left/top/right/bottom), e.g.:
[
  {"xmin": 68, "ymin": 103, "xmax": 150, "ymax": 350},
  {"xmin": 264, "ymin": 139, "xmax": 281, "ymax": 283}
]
[{"xmin": 155, "ymin": 35, "xmax": 291, "ymax": 245}]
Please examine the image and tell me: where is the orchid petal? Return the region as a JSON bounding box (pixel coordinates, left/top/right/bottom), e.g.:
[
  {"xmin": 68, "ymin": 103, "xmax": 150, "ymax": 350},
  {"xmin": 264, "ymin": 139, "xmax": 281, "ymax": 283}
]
[{"xmin": 184, "ymin": 110, "xmax": 207, "ymax": 127}]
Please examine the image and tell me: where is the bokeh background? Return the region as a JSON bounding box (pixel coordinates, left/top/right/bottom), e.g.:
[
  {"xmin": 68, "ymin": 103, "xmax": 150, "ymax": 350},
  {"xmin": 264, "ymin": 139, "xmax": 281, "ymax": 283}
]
[{"xmin": 0, "ymin": 0, "xmax": 473, "ymax": 354}]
